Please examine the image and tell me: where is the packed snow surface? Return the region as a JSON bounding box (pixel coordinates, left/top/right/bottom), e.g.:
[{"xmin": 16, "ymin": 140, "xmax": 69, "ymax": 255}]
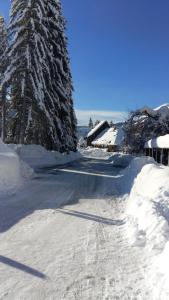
[
  {"xmin": 1, "ymin": 147, "xmax": 169, "ymax": 299},
  {"xmin": 145, "ymin": 134, "xmax": 169, "ymax": 148}
]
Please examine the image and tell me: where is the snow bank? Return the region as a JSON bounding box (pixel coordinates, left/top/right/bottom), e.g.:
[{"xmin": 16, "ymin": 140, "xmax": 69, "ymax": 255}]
[
  {"xmin": 110, "ymin": 153, "xmax": 133, "ymax": 167},
  {"xmin": 80, "ymin": 147, "xmax": 114, "ymax": 160},
  {"xmin": 118, "ymin": 156, "xmax": 154, "ymax": 194},
  {"xmin": 9, "ymin": 144, "xmax": 82, "ymax": 169},
  {"xmin": 123, "ymin": 156, "xmax": 169, "ymax": 298},
  {"xmin": 0, "ymin": 140, "xmax": 33, "ymax": 196}
]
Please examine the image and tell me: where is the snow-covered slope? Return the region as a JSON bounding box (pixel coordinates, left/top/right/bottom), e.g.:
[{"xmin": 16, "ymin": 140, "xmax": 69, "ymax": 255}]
[{"xmin": 0, "ymin": 140, "xmax": 33, "ymax": 196}]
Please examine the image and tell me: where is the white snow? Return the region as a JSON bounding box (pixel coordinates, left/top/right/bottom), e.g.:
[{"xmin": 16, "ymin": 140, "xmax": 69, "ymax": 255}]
[
  {"xmin": 145, "ymin": 134, "xmax": 169, "ymax": 148},
  {"xmin": 79, "ymin": 147, "xmax": 115, "ymax": 160},
  {"xmin": 92, "ymin": 126, "xmax": 124, "ymax": 147},
  {"xmin": 123, "ymin": 157, "xmax": 169, "ymax": 299},
  {"xmin": 140, "ymin": 103, "xmax": 169, "ymax": 122},
  {"xmin": 0, "ymin": 140, "xmax": 33, "ymax": 196},
  {"xmin": 1, "ymin": 146, "xmax": 169, "ymax": 299},
  {"xmin": 9, "ymin": 144, "xmax": 82, "ymax": 169},
  {"xmin": 87, "ymin": 120, "xmax": 108, "ymax": 138}
]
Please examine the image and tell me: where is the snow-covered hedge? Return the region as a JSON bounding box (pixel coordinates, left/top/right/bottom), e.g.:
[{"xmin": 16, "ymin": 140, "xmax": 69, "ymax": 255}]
[{"xmin": 0, "ymin": 140, "xmax": 33, "ymax": 196}]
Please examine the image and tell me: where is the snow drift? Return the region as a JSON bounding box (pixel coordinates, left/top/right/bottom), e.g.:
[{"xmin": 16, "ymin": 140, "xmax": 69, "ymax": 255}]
[
  {"xmin": 122, "ymin": 156, "xmax": 169, "ymax": 298},
  {"xmin": 0, "ymin": 140, "xmax": 33, "ymax": 196},
  {"xmin": 9, "ymin": 144, "xmax": 82, "ymax": 169}
]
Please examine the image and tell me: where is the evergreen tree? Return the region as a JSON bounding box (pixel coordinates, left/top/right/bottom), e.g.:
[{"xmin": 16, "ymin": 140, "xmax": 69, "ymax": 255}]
[
  {"xmin": 89, "ymin": 117, "xmax": 93, "ymax": 130},
  {"xmin": 5, "ymin": 0, "xmax": 77, "ymax": 151},
  {"xmin": 95, "ymin": 120, "xmax": 100, "ymax": 127},
  {"xmin": 46, "ymin": 0, "xmax": 77, "ymax": 151},
  {"xmin": 0, "ymin": 16, "xmax": 8, "ymax": 141}
]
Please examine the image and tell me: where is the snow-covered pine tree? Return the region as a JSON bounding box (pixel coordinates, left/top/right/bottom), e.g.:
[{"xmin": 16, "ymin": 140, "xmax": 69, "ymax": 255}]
[
  {"xmin": 5, "ymin": 0, "xmax": 77, "ymax": 151},
  {"xmin": 89, "ymin": 118, "xmax": 94, "ymax": 129},
  {"xmin": 0, "ymin": 16, "xmax": 8, "ymax": 141},
  {"xmin": 95, "ymin": 120, "xmax": 100, "ymax": 127},
  {"xmin": 46, "ymin": 0, "xmax": 77, "ymax": 152}
]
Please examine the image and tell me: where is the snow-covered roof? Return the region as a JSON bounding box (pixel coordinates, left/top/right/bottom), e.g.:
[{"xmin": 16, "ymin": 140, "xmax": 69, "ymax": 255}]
[
  {"xmin": 145, "ymin": 134, "xmax": 169, "ymax": 149},
  {"xmin": 87, "ymin": 121, "xmax": 108, "ymax": 138},
  {"xmin": 92, "ymin": 127, "xmax": 124, "ymax": 147}
]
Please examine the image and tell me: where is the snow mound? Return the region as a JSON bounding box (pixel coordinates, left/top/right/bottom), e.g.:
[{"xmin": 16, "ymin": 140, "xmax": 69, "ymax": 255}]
[
  {"xmin": 80, "ymin": 147, "xmax": 114, "ymax": 160},
  {"xmin": 0, "ymin": 140, "xmax": 33, "ymax": 196},
  {"xmin": 9, "ymin": 144, "xmax": 82, "ymax": 169},
  {"xmin": 119, "ymin": 156, "xmax": 154, "ymax": 194},
  {"xmin": 110, "ymin": 153, "xmax": 133, "ymax": 167},
  {"xmin": 123, "ymin": 157, "xmax": 169, "ymax": 297}
]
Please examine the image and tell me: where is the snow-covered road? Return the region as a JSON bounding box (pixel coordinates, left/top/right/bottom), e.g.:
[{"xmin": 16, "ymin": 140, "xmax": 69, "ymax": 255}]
[{"xmin": 0, "ymin": 158, "xmax": 153, "ymax": 300}]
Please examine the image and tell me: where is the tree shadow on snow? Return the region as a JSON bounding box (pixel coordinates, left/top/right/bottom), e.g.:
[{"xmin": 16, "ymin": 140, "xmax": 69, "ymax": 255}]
[
  {"xmin": 0, "ymin": 158, "xmax": 125, "ymax": 233},
  {"xmin": 0, "ymin": 255, "xmax": 46, "ymax": 279},
  {"xmin": 56, "ymin": 208, "xmax": 125, "ymax": 226}
]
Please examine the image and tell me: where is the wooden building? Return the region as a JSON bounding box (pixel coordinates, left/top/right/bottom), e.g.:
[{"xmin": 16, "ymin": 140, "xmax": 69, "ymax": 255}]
[
  {"xmin": 87, "ymin": 121, "xmax": 110, "ymax": 146},
  {"xmin": 144, "ymin": 134, "xmax": 169, "ymax": 166}
]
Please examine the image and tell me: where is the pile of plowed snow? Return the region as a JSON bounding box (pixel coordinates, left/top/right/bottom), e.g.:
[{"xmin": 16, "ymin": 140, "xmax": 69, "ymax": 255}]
[
  {"xmin": 0, "ymin": 140, "xmax": 33, "ymax": 196},
  {"xmin": 9, "ymin": 144, "xmax": 81, "ymax": 169},
  {"xmin": 121, "ymin": 156, "xmax": 169, "ymax": 299},
  {"xmin": 80, "ymin": 147, "xmax": 133, "ymax": 166},
  {"xmin": 80, "ymin": 147, "xmax": 113, "ymax": 160}
]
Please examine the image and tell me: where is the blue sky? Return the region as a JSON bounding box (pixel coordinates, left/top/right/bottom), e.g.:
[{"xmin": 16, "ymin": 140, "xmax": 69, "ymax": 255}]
[{"xmin": 1, "ymin": 0, "xmax": 169, "ymax": 124}]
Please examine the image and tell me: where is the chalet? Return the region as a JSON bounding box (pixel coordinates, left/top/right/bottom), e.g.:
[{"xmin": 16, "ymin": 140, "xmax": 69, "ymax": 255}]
[
  {"xmin": 87, "ymin": 120, "xmax": 124, "ymax": 152},
  {"xmin": 144, "ymin": 134, "xmax": 169, "ymax": 166},
  {"xmin": 87, "ymin": 121, "xmax": 110, "ymax": 146},
  {"xmin": 92, "ymin": 126, "xmax": 124, "ymax": 152}
]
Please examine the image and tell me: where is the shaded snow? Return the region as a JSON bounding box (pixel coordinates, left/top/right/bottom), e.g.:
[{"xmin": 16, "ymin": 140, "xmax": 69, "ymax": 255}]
[
  {"xmin": 9, "ymin": 144, "xmax": 82, "ymax": 169},
  {"xmin": 0, "ymin": 140, "xmax": 33, "ymax": 196}
]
